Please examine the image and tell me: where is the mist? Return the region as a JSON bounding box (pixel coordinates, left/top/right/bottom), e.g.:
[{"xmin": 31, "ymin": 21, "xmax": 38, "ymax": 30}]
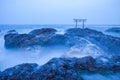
[{"xmin": 0, "ymin": 44, "xmax": 70, "ymax": 71}]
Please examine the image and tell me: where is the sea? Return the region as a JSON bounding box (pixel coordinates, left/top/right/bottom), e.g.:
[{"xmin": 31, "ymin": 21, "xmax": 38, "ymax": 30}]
[{"xmin": 0, "ymin": 24, "xmax": 120, "ymax": 80}]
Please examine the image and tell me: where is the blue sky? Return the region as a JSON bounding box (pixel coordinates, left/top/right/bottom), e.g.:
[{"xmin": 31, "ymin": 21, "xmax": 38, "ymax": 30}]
[{"xmin": 0, "ymin": 0, "xmax": 120, "ymax": 24}]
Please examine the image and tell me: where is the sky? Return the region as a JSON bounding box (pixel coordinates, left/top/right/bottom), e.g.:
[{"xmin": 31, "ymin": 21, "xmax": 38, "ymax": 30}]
[{"xmin": 0, "ymin": 0, "xmax": 120, "ymax": 24}]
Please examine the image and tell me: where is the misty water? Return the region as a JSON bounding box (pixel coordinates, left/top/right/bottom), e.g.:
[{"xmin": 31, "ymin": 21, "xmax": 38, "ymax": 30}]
[{"xmin": 0, "ymin": 25, "xmax": 120, "ymax": 80}]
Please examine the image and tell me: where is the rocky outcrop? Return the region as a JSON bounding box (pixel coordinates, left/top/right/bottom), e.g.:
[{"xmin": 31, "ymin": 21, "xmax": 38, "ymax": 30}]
[
  {"xmin": 0, "ymin": 63, "xmax": 38, "ymax": 80},
  {"xmin": 0, "ymin": 56, "xmax": 120, "ymax": 80},
  {"xmin": 4, "ymin": 28, "xmax": 59, "ymax": 48},
  {"xmin": 65, "ymin": 28, "xmax": 103, "ymax": 37},
  {"xmin": 6, "ymin": 30, "xmax": 18, "ymax": 35},
  {"xmin": 4, "ymin": 28, "xmax": 120, "ymax": 55},
  {"xmin": 4, "ymin": 34, "xmax": 35, "ymax": 48},
  {"xmin": 29, "ymin": 28, "xmax": 57, "ymax": 36},
  {"xmin": 2, "ymin": 28, "xmax": 120, "ymax": 80},
  {"xmin": 65, "ymin": 28, "xmax": 120, "ymax": 54}
]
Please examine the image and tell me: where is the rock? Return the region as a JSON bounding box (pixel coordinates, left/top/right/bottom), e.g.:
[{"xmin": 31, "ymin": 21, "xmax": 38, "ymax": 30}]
[
  {"xmin": 4, "ymin": 34, "xmax": 35, "ymax": 48},
  {"xmin": 64, "ymin": 28, "xmax": 104, "ymax": 47},
  {"xmin": 75, "ymin": 56, "xmax": 96, "ymax": 72},
  {"xmin": 6, "ymin": 30, "xmax": 18, "ymax": 35},
  {"xmin": 110, "ymin": 64, "xmax": 120, "ymax": 72},
  {"xmin": 4, "ymin": 28, "xmax": 64, "ymax": 48},
  {"xmin": 32, "ymin": 57, "xmax": 83, "ymax": 80},
  {"xmin": 111, "ymin": 55, "xmax": 120, "ymax": 63},
  {"xmin": 64, "ymin": 28, "xmax": 120, "ymax": 55},
  {"xmin": 106, "ymin": 27, "xmax": 120, "ymax": 33},
  {"xmin": 4, "ymin": 30, "xmax": 19, "ymax": 48},
  {"xmin": 89, "ymin": 33, "xmax": 120, "ymax": 54},
  {"xmin": 29, "ymin": 28, "xmax": 57, "ymax": 36},
  {"xmin": 4, "ymin": 27, "xmax": 120, "ymax": 55},
  {"xmin": 1, "ymin": 56, "xmax": 120, "ymax": 80},
  {"xmin": 45, "ymin": 34, "xmax": 67, "ymax": 46},
  {"xmin": 0, "ymin": 63, "xmax": 38, "ymax": 80},
  {"xmin": 65, "ymin": 28, "xmax": 103, "ymax": 37}
]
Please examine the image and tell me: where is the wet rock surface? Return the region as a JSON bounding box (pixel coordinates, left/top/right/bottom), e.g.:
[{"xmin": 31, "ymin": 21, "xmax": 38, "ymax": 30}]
[
  {"xmin": 4, "ymin": 28, "xmax": 120, "ymax": 54},
  {"xmin": 4, "ymin": 34, "xmax": 35, "ymax": 48},
  {"xmin": 2, "ymin": 28, "xmax": 120, "ymax": 80},
  {"xmin": 0, "ymin": 56, "xmax": 120, "ymax": 80},
  {"xmin": 66, "ymin": 28, "xmax": 120, "ymax": 55},
  {"xmin": 29, "ymin": 28, "xmax": 57, "ymax": 36},
  {"xmin": 4, "ymin": 28, "xmax": 58, "ymax": 48},
  {"xmin": 6, "ymin": 30, "xmax": 18, "ymax": 35},
  {"xmin": 0, "ymin": 63, "xmax": 38, "ymax": 80}
]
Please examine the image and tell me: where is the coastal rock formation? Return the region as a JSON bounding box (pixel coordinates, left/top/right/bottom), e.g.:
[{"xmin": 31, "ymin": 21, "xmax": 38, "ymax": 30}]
[
  {"xmin": 29, "ymin": 28, "xmax": 57, "ymax": 36},
  {"xmin": 4, "ymin": 28, "xmax": 120, "ymax": 55},
  {"xmin": 6, "ymin": 30, "xmax": 18, "ymax": 35},
  {"xmin": 64, "ymin": 28, "xmax": 120, "ymax": 55},
  {"xmin": 4, "ymin": 28, "xmax": 58, "ymax": 48},
  {"xmin": 0, "ymin": 63, "xmax": 38, "ymax": 80},
  {"xmin": 0, "ymin": 56, "xmax": 120, "ymax": 80},
  {"xmin": 4, "ymin": 34, "xmax": 35, "ymax": 48}
]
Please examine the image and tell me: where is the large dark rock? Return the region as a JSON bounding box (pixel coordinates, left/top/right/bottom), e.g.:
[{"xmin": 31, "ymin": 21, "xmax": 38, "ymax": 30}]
[
  {"xmin": 64, "ymin": 28, "xmax": 120, "ymax": 54},
  {"xmin": 4, "ymin": 28, "xmax": 120, "ymax": 55},
  {"xmin": 4, "ymin": 28, "xmax": 68, "ymax": 48},
  {"xmin": 88, "ymin": 33, "xmax": 120, "ymax": 54},
  {"xmin": 75, "ymin": 56, "xmax": 96, "ymax": 72},
  {"xmin": 32, "ymin": 57, "xmax": 83, "ymax": 80},
  {"xmin": 64, "ymin": 28, "xmax": 104, "ymax": 47},
  {"xmin": 1, "ymin": 56, "xmax": 120, "ymax": 80},
  {"xmin": 44, "ymin": 34, "xmax": 67, "ymax": 46},
  {"xmin": 112, "ymin": 55, "xmax": 120, "ymax": 63},
  {"xmin": 29, "ymin": 28, "xmax": 57, "ymax": 36},
  {"xmin": 0, "ymin": 63, "xmax": 38, "ymax": 80},
  {"xmin": 6, "ymin": 30, "xmax": 18, "ymax": 35},
  {"xmin": 4, "ymin": 34, "xmax": 35, "ymax": 48},
  {"xmin": 65, "ymin": 28, "xmax": 103, "ymax": 37}
]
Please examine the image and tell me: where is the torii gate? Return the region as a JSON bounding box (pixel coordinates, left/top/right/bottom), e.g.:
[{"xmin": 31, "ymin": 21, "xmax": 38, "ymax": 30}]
[{"xmin": 73, "ymin": 19, "xmax": 87, "ymax": 29}]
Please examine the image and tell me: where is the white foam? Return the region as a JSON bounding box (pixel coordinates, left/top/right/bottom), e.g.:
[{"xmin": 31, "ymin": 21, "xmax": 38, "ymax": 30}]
[{"xmin": 64, "ymin": 38, "xmax": 106, "ymax": 58}]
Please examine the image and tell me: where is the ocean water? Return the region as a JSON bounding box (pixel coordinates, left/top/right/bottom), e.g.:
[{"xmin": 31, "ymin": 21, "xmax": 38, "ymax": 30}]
[
  {"xmin": 0, "ymin": 24, "xmax": 120, "ymax": 71},
  {"xmin": 0, "ymin": 24, "xmax": 120, "ymax": 80}
]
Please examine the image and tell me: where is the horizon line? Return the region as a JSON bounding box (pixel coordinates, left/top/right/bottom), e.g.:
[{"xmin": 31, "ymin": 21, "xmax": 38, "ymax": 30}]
[{"xmin": 0, "ymin": 24, "xmax": 120, "ymax": 26}]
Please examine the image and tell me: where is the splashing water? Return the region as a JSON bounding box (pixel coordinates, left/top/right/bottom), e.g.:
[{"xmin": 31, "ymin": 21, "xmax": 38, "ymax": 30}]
[{"xmin": 64, "ymin": 38, "xmax": 106, "ymax": 58}]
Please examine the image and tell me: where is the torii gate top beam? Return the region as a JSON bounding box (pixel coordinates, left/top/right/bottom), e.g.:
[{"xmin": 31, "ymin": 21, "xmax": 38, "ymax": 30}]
[{"xmin": 73, "ymin": 19, "xmax": 87, "ymax": 28}]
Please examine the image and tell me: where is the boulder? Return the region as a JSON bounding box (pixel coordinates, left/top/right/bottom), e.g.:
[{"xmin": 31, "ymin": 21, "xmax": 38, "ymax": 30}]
[
  {"xmin": 65, "ymin": 28, "xmax": 103, "ymax": 37},
  {"xmin": 0, "ymin": 63, "xmax": 38, "ymax": 80},
  {"xmin": 64, "ymin": 28, "xmax": 104, "ymax": 47},
  {"xmin": 32, "ymin": 57, "xmax": 83, "ymax": 80},
  {"xmin": 6, "ymin": 30, "xmax": 18, "ymax": 35},
  {"xmin": 1, "ymin": 56, "xmax": 120, "ymax": 80},
  {"xmin": 64, "ymin": 28, "xmax": 120, "ymax": 55},
  {"xmin": 44, "ymin": 34, "xmax": 67, "ymax": 46},
  {"xmin": 4, "ymin": 27, "xmax": 120, "ymax": 55},
  {"xmin": 75, "ymin": 56, "xmax": 96, "ymax": 72},
  {"xmin": 88, "ymin": 33, "xmax": 120, "ymax": 54},
  {"xmin": 4, "ymin": 34, "xmax": 35, "ymax": 48},
  {"xmin": 29, "ymin": 28, "xmax": 57, "ymax": 36},
  {"xmin": 4, "ymin": 28, "xmax": 62, "ymax": 48}
]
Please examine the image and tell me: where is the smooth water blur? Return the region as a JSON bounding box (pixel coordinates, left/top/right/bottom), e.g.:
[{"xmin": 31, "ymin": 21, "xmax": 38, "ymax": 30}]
[{"xmin": 0, "ymin": 24, "xmax": 120, "ymax": 71}]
